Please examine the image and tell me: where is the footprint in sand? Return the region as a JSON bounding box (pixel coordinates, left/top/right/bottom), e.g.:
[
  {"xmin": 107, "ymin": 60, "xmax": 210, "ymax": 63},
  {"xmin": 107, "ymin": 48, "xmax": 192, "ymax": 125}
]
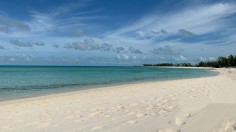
[
  {"xmin": 46, "ymin": 118, "xmax": 52, "ymax": 122},
  {"xmin": 91, "ymin": 107, "xmax": 103, "ymax": 112},
  {"xmin": 140, "ymin": 100, "xmax": 146, "ymax": 103},
  {"xmin": 116, "ymin": 105, "xmax": 125, "ymax": 109},
  {"xmin": 64, "ymin": 115, "xmax": 74, "ymax": 120},
  {"xmin": 136, "ymin": 113, "xmax": 145, "ymax": 118},
  {"xmin": 189, "ymin": 95, "xmax": 196, "ymax": 98},
  {"xmin": 127, "ymin": 112, "xmax": 135, "ymax": 116},
  {"xmin": 89, "ymin": 111, "xmax": 102, "ymax": 118},
  {"xmin": 90, "ymin": 125, "xmax": 104, "ymax": 131},
  {"xmin": 110, "ymin": 107, "xmax": 116, "ymax": 112},
  {"xmin": 103, "ymin": 114, "xmax": 111, "ymax": 118},
  {"xmin": 217, "ymin": 120, "xmax": 236, "ymax": 132},
  {"xmin": 145, "ymin": 105, "xmax": 153, "ymax": 110},
  {"xmin": 150, "ymin": 112, "xmax": 157, "ymax": 116},
  {"xmin": 129, "ymin": 103, "xmax": 138, "ymax": 107},
  {"xmin": 158, "ymin": 110, "xmax": 168, "ymax": 116},
  {"xmin": 36, "ymin": 122, "xmax": 51, "ymax": 129},
  {"xmin": 26, "ymin": 121, "xmax": 40, "ymax": 126},
  {"xmin": 81, "ymin": 117, "xmax": 90, "ymax": 121},
  {"xmin": 111, "ymin": 118, "xmax": 118, "ymax": 121},
  {"xmin": 73, "ymin": 119, "xmax": 82, "ymax": 123},
  {"xmin": 125, "ymin": 120, "xmax": 138, "ymax": 124},
  {"xmin": 53, "ymin": 123, "xmax": 60, "ymax": 127},
  {"xmin": 175, "ymin": 113, "xmax": 191, "ymax": 125},
  {"xmin": 157, "ymin": 128, "xmax": 180, "ymax": 132}
]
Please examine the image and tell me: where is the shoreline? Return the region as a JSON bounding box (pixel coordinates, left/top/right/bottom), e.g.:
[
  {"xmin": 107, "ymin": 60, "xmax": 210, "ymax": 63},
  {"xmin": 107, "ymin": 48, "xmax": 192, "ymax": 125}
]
[
  {"xmin": 0, "ymin": 68, "xmax": 235, "ymax": 132},
  {"xmin": 0, "ymin": 68, "xmax": 218, "ymax": 104},
  {"xmin": 0, "ymin": 75, "xmax": 216, "ymax": 105},
  {"xmin": 0, "ymin": 67, "xmax": 218, "ymax": 102},
  {"xmin": 144, "ymin": 66, "xmax": 214, "ymax": 69}
]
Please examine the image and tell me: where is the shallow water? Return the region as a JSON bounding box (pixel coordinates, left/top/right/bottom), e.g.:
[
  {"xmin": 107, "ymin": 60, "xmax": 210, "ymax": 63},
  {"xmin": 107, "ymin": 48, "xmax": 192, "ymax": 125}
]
[{"xmin": 0, "ymin": 66, "xmax": 217, "ymax": 100}]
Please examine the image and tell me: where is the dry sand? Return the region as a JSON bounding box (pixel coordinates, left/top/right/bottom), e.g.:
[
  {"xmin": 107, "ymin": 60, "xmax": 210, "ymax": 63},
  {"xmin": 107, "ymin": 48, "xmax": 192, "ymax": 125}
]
[{"xmin": 0, "ymin": 68, "xmax": 235, "ymax": 132}]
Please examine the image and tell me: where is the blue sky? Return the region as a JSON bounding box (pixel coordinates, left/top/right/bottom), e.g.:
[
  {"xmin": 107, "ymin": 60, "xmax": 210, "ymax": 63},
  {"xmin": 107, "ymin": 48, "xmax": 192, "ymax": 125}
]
[{"xmin": 0, "ymin": 0, "xmax": 236, "ymax": 65}]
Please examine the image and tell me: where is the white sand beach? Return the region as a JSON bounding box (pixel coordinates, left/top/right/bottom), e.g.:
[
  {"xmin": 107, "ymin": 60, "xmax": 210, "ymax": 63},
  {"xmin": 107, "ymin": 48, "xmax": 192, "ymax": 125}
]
[{"xmin": 0, "ymin": 68, "xmax": 236, "ymax": 132}]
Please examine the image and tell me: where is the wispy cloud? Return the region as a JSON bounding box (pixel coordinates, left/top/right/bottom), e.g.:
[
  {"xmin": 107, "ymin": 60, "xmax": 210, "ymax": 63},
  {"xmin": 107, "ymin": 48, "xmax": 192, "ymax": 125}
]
[
  {"xmin": 0, "ymin": 26, "xmax": 11, "ymax": 33},
  {"xmin": 28, "ymin": 11, "xmax": 57, "ymax": 32},
  {"xmin": 0, "ymin": 1, "xmax": 236, "ymax": 65},
  {"xmin": 10, "ymin": 39, "xmax": 45, "ymax": 47},
  {"xmin": 178, "ymin": 29, "xmax": 195, "ymax": 36},
  {"xmin": 52, "ymin": 44, "xmax": 60, "ymax": 48},
  {"xmin": 129, "ymin": 47, "xmax": 143, "ymax": 54},
  {"xmin": 115, "ymin": 47, "xmax": 125, "ymax": 53},
  {"xmin": 0, "ymin": 54, "xmax": 35, "ymax": 63},
  {"xmin": 0, "ymin": 15, "xmax": 30, "ymax": 33},
  {"xmin": 151, "ymin": 45, "xmax": 183, "ymax": 55},
  {"xmin": 27, "ymin": 1, "xmax": 104, "ymax": 36},
  {"xmin": 62, "ymin": 38, "xmax": 143, "ymax": 55},
  {"xmin": 0, "ymin": 45, "xmax": 5, "ymax": 49},
  {"xmin": 109, "ymin": 3, "xmax": 236, "ymax": 40}
]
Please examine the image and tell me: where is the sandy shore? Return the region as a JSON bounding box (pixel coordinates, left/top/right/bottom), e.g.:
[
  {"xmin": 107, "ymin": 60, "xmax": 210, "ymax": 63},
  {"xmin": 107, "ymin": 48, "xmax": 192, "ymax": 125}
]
[{"xmin": 0, "ymin": 68, "xmax": 236, "ymax": 132}]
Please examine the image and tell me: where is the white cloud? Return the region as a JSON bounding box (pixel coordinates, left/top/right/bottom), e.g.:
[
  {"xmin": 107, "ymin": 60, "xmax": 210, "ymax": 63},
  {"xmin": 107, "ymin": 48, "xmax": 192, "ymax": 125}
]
[
  {"xmin": 63, "ymin": 38, "xmax": 113, "ymax": 51},
  {"xmin": 10, "ymin": 39, "xmax": 32, "ymax": 47},
  {"xmin": 62, "ymin": 38, "xmax": 145, "ymax": 55},
  {"xmin": 10, "ymin": 39, "xmax": 45, "ymax": 47},
  {"xmin": 116, "ymin": 54, "xmax": 129, "ymax": 60},
  {"xmin": 100, "ymin": 43, "xmax": 113, "ymax": 51},
  {"xmin": 173, "ymin": 55, "xmax": 187, "ymax": 62},
  {"xmin": 111, "ymin": 3, "xmax": 236, "ymax": 36},
  {"xmin": 89, "ymin": 2, "xmax": 236, "ymax": 63},
  {"xmin": 151, "ymin": 45, "xmax": 182, "ymax": 55},
  {"xmin": 115, "ymin": 47, "xmax": 125, "ymax": 53},
  {"xmin": 115, "ymin": 53, "xmax": 146, "ymax": 64},
  {"xmin": 28, "ymin": 11, "xmax": 58, "ymax": 32},
  {"xmin": 199, "ymin": 57, "xmax": 206, "ymax": 61},
  {"xmin": 0, "ymin": 54, "xmax": 35, "ymax": 62},
  {"xmin": 0, "ymin": 45, "xmax": 5, "ymax": 49},
  {"xmin": 0, "ymin": 26, "xmax": 11, "ymax": 33},
  {"xmin": 199, "ymin": 56, "xmax": 216, "ymax": 62},
  {"xmin": 52, "ymin": 44, "xmax": 60, "ymax": 48},
  {"xmin": 129, "ymin": 47, "xmax": 143, "ymax": 54},
  {"xmin": 0, "ymin": 2, "xmax": 236, "ymax": 65},
  {"xmin": 178, "ymin": 29, "xmax": 195, "ymax": 36},
  {"xmin": 73, "ymin": 29, "xmax": 84, "ymax": 37},
  {"xmin": 0, "ymin": 15, "xmax": 30, "ymax": 33},
  {"xmin": 209, "ymin": 57, "xmax": 216, "ymax": 61}
]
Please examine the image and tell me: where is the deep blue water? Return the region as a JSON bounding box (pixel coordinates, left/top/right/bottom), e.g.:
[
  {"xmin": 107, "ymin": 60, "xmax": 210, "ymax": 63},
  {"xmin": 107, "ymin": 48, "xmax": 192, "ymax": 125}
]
[{"xmin": 0, "ymin": 66, "xmax": 217, "ymax": 100}]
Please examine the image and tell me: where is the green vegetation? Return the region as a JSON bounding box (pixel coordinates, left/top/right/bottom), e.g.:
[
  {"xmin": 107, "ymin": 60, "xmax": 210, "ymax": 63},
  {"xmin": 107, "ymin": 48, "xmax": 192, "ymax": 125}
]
[
  {"xmin": 197, "ymin": 54, "xmax": 236, "ymax": 68},
  {"xmin": 143, "ymin": 63, "xmax": 192, "ymax": 67},
  {"xmin": 143, "ymin": 54, "xmax": 236, "ymax": 68}
]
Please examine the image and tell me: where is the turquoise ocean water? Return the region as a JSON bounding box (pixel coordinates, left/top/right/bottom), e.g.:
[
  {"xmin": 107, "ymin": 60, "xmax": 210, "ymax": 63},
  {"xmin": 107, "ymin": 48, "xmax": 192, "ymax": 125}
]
[{"xmin": 0, "ymin": 66, "xmax": 217, "ymax": 101}]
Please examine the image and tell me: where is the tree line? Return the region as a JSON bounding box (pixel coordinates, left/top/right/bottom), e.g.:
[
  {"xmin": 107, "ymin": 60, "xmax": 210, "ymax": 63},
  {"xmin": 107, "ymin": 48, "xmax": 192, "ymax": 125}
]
[{"xmin": 143, "ymin": 54, "xmax": 236, "ymax": 68}]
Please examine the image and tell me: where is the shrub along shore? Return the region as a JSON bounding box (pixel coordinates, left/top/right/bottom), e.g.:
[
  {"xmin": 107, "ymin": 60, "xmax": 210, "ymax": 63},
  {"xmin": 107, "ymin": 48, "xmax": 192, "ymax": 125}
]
[{"xmin": 143, "ymin": 54, "xmax": 236, "ymax": 68}]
